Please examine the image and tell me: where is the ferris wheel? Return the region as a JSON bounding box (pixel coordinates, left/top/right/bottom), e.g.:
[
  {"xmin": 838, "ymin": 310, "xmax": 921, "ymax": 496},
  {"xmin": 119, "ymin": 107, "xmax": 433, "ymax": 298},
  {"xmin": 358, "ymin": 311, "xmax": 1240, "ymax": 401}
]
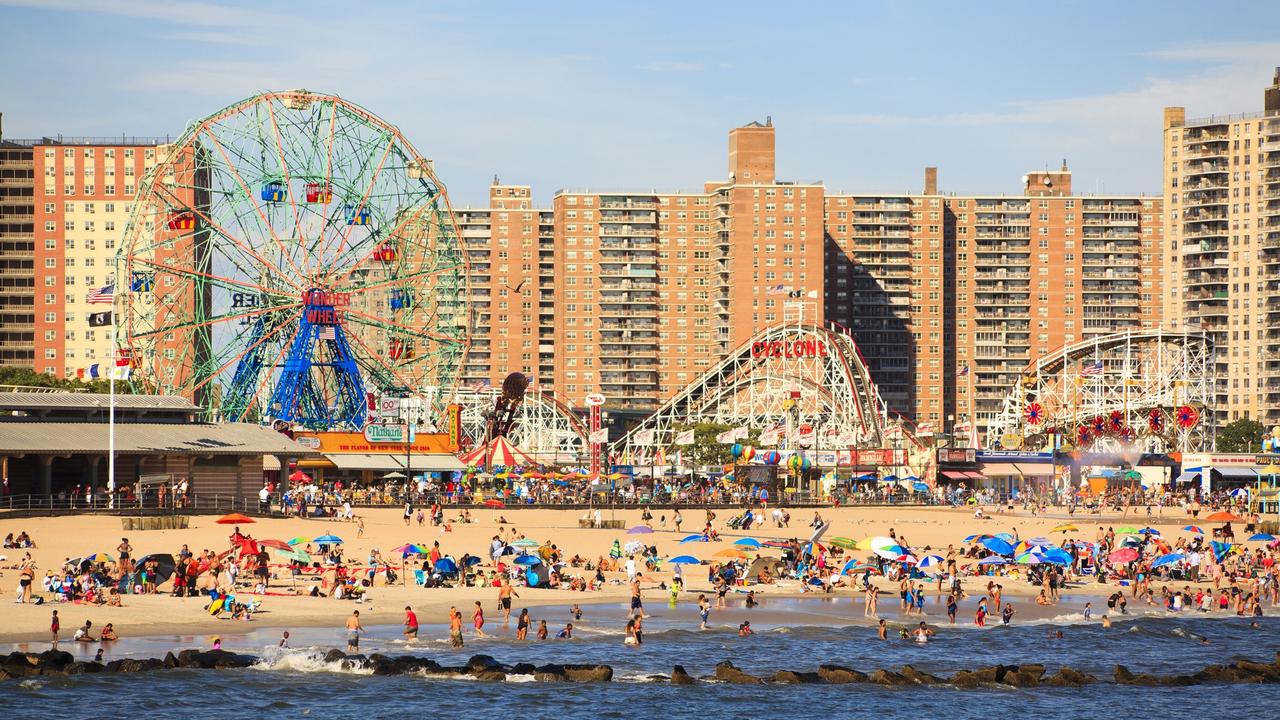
[{"xmin": 117, "ymin": 90, "xmax": 468, "ymax": 430}]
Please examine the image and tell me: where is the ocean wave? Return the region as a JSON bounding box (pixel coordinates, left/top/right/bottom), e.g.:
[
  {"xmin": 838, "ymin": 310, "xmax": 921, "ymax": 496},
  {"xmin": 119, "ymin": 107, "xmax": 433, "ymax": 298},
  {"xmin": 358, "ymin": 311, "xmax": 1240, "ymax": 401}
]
[{"xmin": 251, "ymin": 648, "xmax": 374, "ymax": 676}]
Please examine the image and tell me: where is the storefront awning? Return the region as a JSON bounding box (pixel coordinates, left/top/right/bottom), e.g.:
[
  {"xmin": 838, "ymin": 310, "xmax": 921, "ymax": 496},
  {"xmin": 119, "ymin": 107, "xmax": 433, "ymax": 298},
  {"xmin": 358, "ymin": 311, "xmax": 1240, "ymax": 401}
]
[
  {"xmin": 1174, "ymin": 471, "xmax": 1201, "ymax": 484},
  {"xmin": 1212, "ymin": 467, "xmax": 1258, "ymax": 479},
  {"xmin": 964, "ymin": 471, "xmax": 987, "ymax": 480},
  {"xmin": 323, "ymin": 453, "xmax": 465, "ymax": 472},
  {"xmin": 1014, "ymin": 463, "xmax": 1054, "ymax": 476},
  {"xmin": 940, "ymin": 470, "xmax": 970, "ymax": 480},
  {"xmin": 978, "ymin": 463, "xmax": 1021, "ymax": 476}
]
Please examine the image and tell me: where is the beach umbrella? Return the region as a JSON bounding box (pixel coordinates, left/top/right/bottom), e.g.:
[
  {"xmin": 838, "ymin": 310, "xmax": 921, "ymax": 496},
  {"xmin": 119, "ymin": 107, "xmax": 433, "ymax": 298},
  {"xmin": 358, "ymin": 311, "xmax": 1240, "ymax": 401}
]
[
  {"xmin": 714, "ymin": 547, "xmax": 748, "ymax": 559},
  {"xmin": 1151, "ymin": 552, "xmax": 1184, "ymax": 568},
  {"xmin": 994, "ymin": 532, "xmax": 1016, "ymax": 543},
  {"xmin": 134, "ymin": 553, "xmax": 176, "ymax": 585},
  {"xmin": 1116, "ymin": 526, "xmax": 1139, "ymax": 535},
  {"xmin": 679, "ymin": 534, "xmax": 710, "ymax": 544},
  {"xmin": 1041, "ymin": 548, "xmax": 1073, "ymax": 565},
  {"xmin": 1108, "ymin": 547, "xmax": 1140, "ymax": 564},
  {"xmin": 434, "ymin": 557, "xmax": 459, "ymax": 574},
  {"xmin": 627, "ymin": 526, "xmax": 655, "ymax": 534},
  {"xmin": 1205, "ymin": 511, "xmax": 1243, "ymax": 522},
  {"xmin": 1014, "ymin": 551, "xmax": 1043, "ymax": 565},
  {"xmin": 512, "ymin": 539, "xmax": 540, "ymax": 548},
  {"xmin": 1052, "ymin": 523, "xmax": 1079, "ymax": 533},
  {"xmin": 216, "ymin": 513, "xmax": 254, "ymax": 525},
  {"xmin": 829, "ymin": 537, "xmax": 859, "ymax": 550},
  {"xmin": 1229, "ymin": 488, "xmax": 1249, "ymax": 499},
  {"xmin": 392, "ymin": 543, "xmax": 429, "ymax": 556},
  {"xmin": 762, "ymin": 540, "xmax": 792, "ymax": 549},
  {"xmin": 917, "ymin": 554, "xmax": 945, "ymax": 569},
  {"xmin": 484, "ymin": 499, "xmax": 506, "ymax": 509},
  {"xmin": 257, "ymin": 539, "xmax": 293, "ymax": 551},
  {"xmin": 312, "ymin": 534, "xmax": 344, "ymax": 544},
  {"xmin": 83, "ymin": 552, "xmax": 115, "ymax": 564},
  {"xmin": 1182, "ymin": 525, "xmax": 1204, "ymax": 535},
  {"xmin": 979, "ymin": 537, "xmax": 1015, "ymax": 556},
  {"xmin": 963, "ymin": 533, "xmax": 993, "ymax": 543},
  {"xmin": 978, "ymin": 556, "xmax": 1007, "ymax": 565},
  {"xmin": 513, "ymin": 555, "xmax": 542, "ymax": 566},
  {"xmin": 734, "ymin": 538, "xmax": 762, "ymax": 548},
  {"xmin": 1248, "ymin": 533, "xmax": 1277, "ymax": 542},
  {"xmin": 865, "ymin": 536, "xmax": 899, "ymax": 550},
  {"xmin": 288, "ymin": 470, "xmax": 312, "ymax": 483},
  {"xmin": 1137, "ymin": 528, "xmax": 1161, "ymax": 536},
  {"xmin": 271, "ymin": 546, "xmax": 311, "ymax": 563},
  {"xmin": 668, "ymin": 555, "xmax": 701, "ymax": 565},
  {"xmin": 462, "ymin": 556, "xmax": 483, "ymax": 567},
  {"xmin": 1026, "ymin": 537, "xmax": 1053, "ymax": 546},
  {"xmin": 287, "ymin": 537, "xmax": 312, "ymax": 546},
  {"xmin": 872, "ymin": 545, "xmax": 909, "ymax": 561}
]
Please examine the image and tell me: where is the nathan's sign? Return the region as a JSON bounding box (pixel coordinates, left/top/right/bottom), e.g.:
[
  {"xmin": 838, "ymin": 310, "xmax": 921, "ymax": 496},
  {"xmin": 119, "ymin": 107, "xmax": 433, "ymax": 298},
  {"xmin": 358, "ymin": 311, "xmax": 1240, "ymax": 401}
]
[{"xmin": 751, "ymin": 338, "xmax": 829, "ymax": 359}]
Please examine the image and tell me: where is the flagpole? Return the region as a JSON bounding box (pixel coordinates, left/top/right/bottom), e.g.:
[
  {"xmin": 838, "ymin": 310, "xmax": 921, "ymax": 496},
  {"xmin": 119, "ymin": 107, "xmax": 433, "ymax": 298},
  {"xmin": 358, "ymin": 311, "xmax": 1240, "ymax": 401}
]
[{"xmin": 108, "ymin": 273, "xmax": 116, "ymax": 510}]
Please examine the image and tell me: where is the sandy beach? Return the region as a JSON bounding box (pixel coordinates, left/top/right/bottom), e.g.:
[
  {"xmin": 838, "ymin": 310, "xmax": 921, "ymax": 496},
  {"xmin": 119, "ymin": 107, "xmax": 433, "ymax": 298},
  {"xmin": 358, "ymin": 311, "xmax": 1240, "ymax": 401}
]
[{"xmin": 0, "ymin": 503, "xmax": 1212, "ymax": 644}]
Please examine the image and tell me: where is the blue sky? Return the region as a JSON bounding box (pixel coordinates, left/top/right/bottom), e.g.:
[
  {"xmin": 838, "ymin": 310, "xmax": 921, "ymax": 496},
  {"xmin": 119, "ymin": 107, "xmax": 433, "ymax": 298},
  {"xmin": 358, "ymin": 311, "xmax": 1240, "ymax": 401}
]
[{"xmin": 1, "ymin": 1, "xmax": 1277, "ymax": 206}]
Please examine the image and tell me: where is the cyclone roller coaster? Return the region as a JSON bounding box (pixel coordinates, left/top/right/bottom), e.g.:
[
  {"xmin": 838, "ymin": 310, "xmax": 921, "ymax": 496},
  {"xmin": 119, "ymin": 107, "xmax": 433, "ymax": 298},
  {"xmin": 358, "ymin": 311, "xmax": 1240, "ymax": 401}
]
[{"xmin": 985, "ymin": 329, "xmax": 1214, "ymax": 454}]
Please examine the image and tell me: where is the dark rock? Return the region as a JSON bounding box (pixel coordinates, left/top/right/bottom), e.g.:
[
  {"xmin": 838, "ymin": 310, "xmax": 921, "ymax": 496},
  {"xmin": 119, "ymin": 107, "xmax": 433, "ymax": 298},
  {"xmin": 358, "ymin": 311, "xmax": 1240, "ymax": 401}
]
[
  {"xmin": 466, "ymin": 654, "xmax": 502, "ymax": 672},
  {"xmin": 1162, "ymin": 674, "xmax": 1199, "ymax": 686},
  {"xmin": 366, "ymin": 654, "xmax": 400, "ymax": 676},
  {"xmin": 163, "ymin": 652, "xmax": 178, "ymax": 669},
  {"xmin": 900, "ymin": 665, "xmax": 942, "ymax": 684},
  {"xmin": 950, "ymin": 670, "xmax": 980, "ymax": 688},
  {"xmin": 1114, "ymin": 665, "xmax": 1160, "ymax": 686},
  {"xmin": 1044, "ymin": 667, "xmax": 1096, "ymax": 686},
  {"xmin": 340, "ymin": 654, "xmax": 367, "ymax": 671},
  {"xmin": 323, "ymin": 649, "xmax": 347, "ymax": 664},
  {"xmin": 971, "ymin": 666, "xmax": 1001, "ymax": 683},
  {"xmin": 0, "ymin": 668, "xmax": 11, "ymax": 681},
  {"xmin": 1234, "ymin": 660, "xmax": 1280, "ymax": 681},
  {"xmin": 36, "ymin": 650, "xmax": 74, "ymax": 669},
  {"xmin": 533, "ymin": 663, "xmax": 566, "ymax": 681},
  {"xmin": 64, "ymin": 662, "xmax": 104, "ymax": 675},
  {"xmin": 714, "ymin": 661, "xmax": 763, "ymax": 685},
  {"xmin": 671, "ymin": 665, "xmax": 696, "ymax": 685},
  {"xmin": 109, "ymin": 659, "xmax": 149, "ymax": 673},
  {"xmin": 1, "ymin": 652, "xmax": 39, "ymax": 678},
  {"xmin": 1017, "ymin": 663, "xmax": 1046, "ymax": 678},
  {"xmin": 770, "ymin": 670, "xmax": 821, "ymax": 684},
  {"xmin": 870, "ymin": 669, "xmax": 910, "ymax": 685},
  {"xmin": 187, "ymin": 650, "xmax": 254, "ymax": 669},
  {"xmin": 817, "ymin": 664, "xmax": 867, "ymax": 684},
  {"xmin": 1002, "ymin": 670, "xmax": 1041, "ymax": 688},
  {"xmin": 474, "ymin": 670, "xmax": 507, "ymax": 682},
  {"xmin": 175, "ymin": 649, "xmax": 202, "ymax": 668},
  {"xmin": 510, "ymin": 663, "xmax": 538, "ymax": 675},
  {"xmin": 391, "ymin": 656, "xmax": 440, "ymax": 674},
  {"xmin": 563, "ymin": 664, "xmax": 613, "ymax": 682}
]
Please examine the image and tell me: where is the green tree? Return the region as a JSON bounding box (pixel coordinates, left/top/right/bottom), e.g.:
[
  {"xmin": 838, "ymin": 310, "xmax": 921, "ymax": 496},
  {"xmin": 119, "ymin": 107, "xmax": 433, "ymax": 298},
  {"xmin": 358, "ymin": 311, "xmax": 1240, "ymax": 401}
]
[
  {"xmin": 676, "ymin": 422, "xmax": 761, "ymax": 468},
  {"xmin": 1216, "ymin": 417, "xmax": 1266, "ymax": 453},
  {"xmin": 0, "ymin": 367, "xmax": 139, "ymax": 395}
]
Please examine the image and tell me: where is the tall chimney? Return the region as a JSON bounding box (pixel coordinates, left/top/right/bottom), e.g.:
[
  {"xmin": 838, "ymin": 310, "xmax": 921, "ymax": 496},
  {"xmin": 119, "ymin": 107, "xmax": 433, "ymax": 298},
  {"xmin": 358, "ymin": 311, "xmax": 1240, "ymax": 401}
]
[{"xmin": 923, "ymin": 167, "xmax": 938, "ymax": 195}]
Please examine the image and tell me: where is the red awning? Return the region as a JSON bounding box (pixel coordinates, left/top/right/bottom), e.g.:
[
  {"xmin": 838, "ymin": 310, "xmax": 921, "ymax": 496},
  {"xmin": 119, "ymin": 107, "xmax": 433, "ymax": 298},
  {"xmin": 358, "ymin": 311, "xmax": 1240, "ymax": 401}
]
[
  {"xmin": 941, "ymin": 470, "xmax": 969, "ymax": 480},
  {"xmin": 965, "ymin": 471, "xmax": 987, "ymax": 480}
]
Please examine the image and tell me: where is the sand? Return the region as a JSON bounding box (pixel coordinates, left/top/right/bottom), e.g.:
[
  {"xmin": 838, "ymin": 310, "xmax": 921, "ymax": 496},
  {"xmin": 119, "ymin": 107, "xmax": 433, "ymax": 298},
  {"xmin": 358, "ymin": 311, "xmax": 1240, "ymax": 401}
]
[{"xmin": 0, "ymin": 502, "xmax": 1198, "ymax": 644}]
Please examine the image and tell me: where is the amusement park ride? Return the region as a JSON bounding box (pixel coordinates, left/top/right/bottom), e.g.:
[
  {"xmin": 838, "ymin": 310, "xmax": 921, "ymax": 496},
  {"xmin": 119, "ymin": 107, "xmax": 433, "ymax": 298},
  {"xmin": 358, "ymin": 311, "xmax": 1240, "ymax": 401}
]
[{"xmin": 111, "ymin": 90, "xmax": 1217, "ymax": 478}]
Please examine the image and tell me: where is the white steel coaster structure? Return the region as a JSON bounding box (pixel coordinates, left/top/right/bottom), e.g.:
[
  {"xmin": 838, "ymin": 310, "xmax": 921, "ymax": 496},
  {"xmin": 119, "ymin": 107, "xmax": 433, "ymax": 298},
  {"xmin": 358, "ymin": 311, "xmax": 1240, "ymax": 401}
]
[
  {"xmin": 452, "ymin": 388, "xmax": 589, "ymax": 464},
  {"xmin": 616, "ymin": 323, "xmax": 890, "ymax": 458},
  {"xmin": 986, "ymin": 329, "xmax": 1214, "ymax": 454}
]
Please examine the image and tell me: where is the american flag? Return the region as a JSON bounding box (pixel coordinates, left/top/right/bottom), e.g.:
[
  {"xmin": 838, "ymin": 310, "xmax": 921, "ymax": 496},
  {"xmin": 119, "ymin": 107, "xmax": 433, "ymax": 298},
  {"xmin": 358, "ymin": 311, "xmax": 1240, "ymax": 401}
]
[
  {"xmin": 86, "ymin": 284, "xmax": 115, "ymax": 304},
  {"xmin": 1080, "ymin": 360, "xmax": 1104, "ymax": 377},
  {"xmin": 318, "ymin": 326, "xmax": 336, "ymax": 341},
  {"xmin": 766, "ymin": 284, "xmax": 785, "ymax": 296},
  {"xmin": 957, "ymin": 363, "xmax": 969, "ymax": 378}
]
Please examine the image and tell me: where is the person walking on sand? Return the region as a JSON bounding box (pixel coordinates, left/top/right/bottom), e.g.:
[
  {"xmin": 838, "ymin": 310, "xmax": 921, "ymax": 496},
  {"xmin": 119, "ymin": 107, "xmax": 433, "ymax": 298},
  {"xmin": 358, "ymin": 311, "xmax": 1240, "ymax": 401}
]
[
  {"xmin": 498, "ymin": 578, "xmax": 519, "ymax": 626},
  {"xmin": 449, "ymin": 606, "xmax": 465, "ymax": 648},
  {"xmin": 472, "ymin": 600, "xmax": 490, "ymax": 638},
  {"xmin": 50, "ymin": 609, "xmax": 59, "ymax": 647},
  {"xmin": 403, "ymin": 605, "xmax": 419, "ymax": 642},
  {"xmin": 346, "ymin": 610, "xmax": 364, "ymax": 652}
]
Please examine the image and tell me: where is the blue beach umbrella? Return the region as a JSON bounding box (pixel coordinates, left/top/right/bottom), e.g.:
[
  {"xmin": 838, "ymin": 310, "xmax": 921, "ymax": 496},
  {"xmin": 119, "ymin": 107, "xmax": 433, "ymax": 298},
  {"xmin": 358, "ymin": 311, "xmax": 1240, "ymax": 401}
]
[
  {"xmin": 433, "ymin": 558, "xmax": 458, "ymax": 573},
  {"xmin": 1151, "ymin": 552, "xmax": 1184, "ymax": 568},
  {"xmin": 979, "ymin": 537, "xmax": 1015, "ymax": 556},
  {"xmin": 918, "ymin": 554, "xmax": 945, "ymax": 569},
  {"xmin": 734, "ymin": 538, "xmax": 762, "ymax": 548},
  {"xmin": 1248, "ymin": 533, "xmax": 1276, "ymax": 542},
  {"xmin": 978, "ymin": 556, "xmax": 1007, "ymax": 565},
  {"xmin": 1040, "ymin": 548, "xmax": 1073, "ymax": 566},
  {"xmin": 680, "ymin": 534, "xmax": 710, "ymax": 544},
  {"xmin": 513, "ymin": 555, "xmax": 542, "ymax": 566},
  {"xmin": 1138, "ymin": 528, "xmax": 1161, "ymax": 536},
  {"xmin": 668, "ymin": 555, "xmax": 701, "ymax": 565},
  {"xmin": 313, "ymin": 535, "xmax": 344, "ymax": 544}
]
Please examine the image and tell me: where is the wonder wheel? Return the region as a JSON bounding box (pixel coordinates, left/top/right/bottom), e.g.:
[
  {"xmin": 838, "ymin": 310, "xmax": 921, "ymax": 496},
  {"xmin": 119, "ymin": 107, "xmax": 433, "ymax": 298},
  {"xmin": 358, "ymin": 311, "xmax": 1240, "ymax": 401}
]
[{"xmin": 117, "ymin": 90, "xmax": 467, "ymax": 429}]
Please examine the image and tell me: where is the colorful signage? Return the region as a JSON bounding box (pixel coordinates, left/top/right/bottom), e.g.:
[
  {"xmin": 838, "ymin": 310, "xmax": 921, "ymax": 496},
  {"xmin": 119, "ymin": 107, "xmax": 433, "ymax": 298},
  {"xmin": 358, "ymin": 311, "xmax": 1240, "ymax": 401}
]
[
  {"xmin": 750, "ymin": 339, "xmax": 829, "ymax": 359},
  {"xmin": 363, "ymin": 424, "xmax": 416, "ymax": 444}
]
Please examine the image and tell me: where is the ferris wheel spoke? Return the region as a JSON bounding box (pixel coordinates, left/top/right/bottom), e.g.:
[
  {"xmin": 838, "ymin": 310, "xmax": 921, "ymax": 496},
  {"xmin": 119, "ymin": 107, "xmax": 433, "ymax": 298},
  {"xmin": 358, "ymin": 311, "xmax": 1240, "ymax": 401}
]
[
  {"xmin": 188, "ymin": 312, "xmax": 297, "ymax": 396},
  {"xmin": 328, "ymin": 131, "xmax": 396, "ymax": 266},
  {"xmin": 200, "ymin": 127, "xmax": 310, "ymax": 282},
  {"xmin": 151, "ymin": 174, "xmax": 306, "ymax": 294},
  {"xmin": 134, "ymin": 301, "xmax": 301, "ymax": 340},
  {"xmin": 336, "ymin": 262, "xmax": 463, "ymax": 298},
  {"xmin": 342, "ymin": 307, "xmax": 464, "ymax": 346},
  {"xmin": 321, "ymin": 202, "xmax": 433, "ymax": 290},
  {"xmin": 339, "ymin": 319, "xmax": 418, "ymax": 392},
  {"xmin": 242, "ymin": 320, "xmax": 306, "ymax": 421}
]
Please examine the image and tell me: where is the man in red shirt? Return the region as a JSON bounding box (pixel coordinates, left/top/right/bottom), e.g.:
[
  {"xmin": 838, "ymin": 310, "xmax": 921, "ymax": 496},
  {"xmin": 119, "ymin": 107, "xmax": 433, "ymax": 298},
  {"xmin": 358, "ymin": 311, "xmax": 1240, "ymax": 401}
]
[{"xmin": 403, "ymin": 605, "xmax": 419, "ymax": 641}]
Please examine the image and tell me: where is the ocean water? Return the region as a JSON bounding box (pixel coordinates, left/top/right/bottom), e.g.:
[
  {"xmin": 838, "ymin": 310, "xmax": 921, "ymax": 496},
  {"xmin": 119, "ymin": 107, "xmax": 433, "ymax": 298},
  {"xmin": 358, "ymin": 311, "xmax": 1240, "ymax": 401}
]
[{"xmin": 3, "ymin": 598, "xmax": 1278, "ymax": 719}]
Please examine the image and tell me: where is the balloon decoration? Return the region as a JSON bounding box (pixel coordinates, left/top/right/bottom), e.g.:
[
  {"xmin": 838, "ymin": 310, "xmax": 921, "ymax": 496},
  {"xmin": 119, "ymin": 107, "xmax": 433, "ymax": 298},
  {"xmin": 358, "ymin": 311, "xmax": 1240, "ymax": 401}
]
[
  {"xmin": 1147, "ymin": 408, "xmax": 1164, "ymax": 433},
  {"xmin": 1119, "ymin": 427, "xmax": 1137, "ymax": 442},
  {"xmin": 788, "ymin": 453, "xmax": 805, "ymax": 471},
  {"xmin": 763, "ymin": 451, "xmax": 781, "ymax": 466},
  {"xmin": 741, "ymin": 445, "xmax": 756, "ymax": 462},
  {"xmin": 1263, "ymin": 426, "xmax": 1280, "ymax": 453},
  {"xmin": 801, "ymin": 456, "xmax": 812, "ymax": 471},
  {"xmin": 731, "ymin": 443, "xmax": 743, "ymax": 459},
  {"xmin": 1090, "ymin": 415, "xmax": 1107, "ymax": 436},
  {"xmin": 1108, "ymin": 410, "xmax": 1124, "ymax": 432},
  {"xmin": 1024, "ymin": 402, "xmax": 1045, "ymax": 425},
  {"xmin": 1076, "ymin": 425, "xmax": 1092, "ymax": 444},
  {"xmin": 1176, "ymin": 405, "xmax": 1199, "ymax": 429}
]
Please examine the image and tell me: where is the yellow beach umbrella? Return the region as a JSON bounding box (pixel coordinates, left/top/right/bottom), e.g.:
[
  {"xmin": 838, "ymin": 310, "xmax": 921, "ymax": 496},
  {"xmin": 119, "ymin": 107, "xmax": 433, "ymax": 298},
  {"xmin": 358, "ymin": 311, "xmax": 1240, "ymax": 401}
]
[
  {"xmin": 1052, "ymin": 523, "xmax": 1079, "ymax": 533},
  {"xmin": 714, "ymin": 547, "xmax": 748, "ymax": 560}
]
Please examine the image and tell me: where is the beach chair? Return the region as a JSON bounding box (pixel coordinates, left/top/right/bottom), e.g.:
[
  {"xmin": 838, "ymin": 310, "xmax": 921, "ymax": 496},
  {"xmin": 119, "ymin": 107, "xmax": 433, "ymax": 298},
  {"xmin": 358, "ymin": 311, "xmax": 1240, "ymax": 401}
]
[{"xmin": 413, "ymin": 569, "xmax": 425, "ymax": 586}]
